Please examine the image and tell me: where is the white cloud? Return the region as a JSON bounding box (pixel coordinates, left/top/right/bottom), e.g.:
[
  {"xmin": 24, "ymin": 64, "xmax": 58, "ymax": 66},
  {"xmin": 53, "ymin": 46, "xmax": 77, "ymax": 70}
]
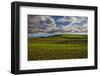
[
  {"xmin": 61, "ymin": 24, "xmax": 87, "ymax": 33},
  {"xmin": 56, "ymin": 16, "xmax": 87, "ymax": 26},
  {"xmin": 28, "ymin": 15, "xmax": 57, "ymax": 33},
  {"xmin": 28, "ymin": 15, "xmax": 88, "ymax": 34},
  {"xmin": 56, "ymin": 16, "xmax": 80, "ymax": 23},
  {"xmin": 56, "ymin": 16, "xmax": 88, "ymax": 33}
]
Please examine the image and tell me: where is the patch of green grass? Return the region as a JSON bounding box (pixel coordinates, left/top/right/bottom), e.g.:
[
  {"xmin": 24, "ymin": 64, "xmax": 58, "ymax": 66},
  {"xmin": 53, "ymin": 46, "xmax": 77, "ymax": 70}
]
[{"xmin": 28, "ymin": 34, "xmax": 88, "ymax": 61}]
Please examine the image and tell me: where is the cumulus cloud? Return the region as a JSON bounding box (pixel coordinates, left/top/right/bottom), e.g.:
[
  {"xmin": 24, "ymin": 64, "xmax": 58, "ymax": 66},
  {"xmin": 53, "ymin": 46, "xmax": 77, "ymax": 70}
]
[
  {"xmin": 28, "ymin": 15, "xmax": 57, "ymax": 33},
  {"xmin": 56, "ymin": 16, "xmax": 88, "ymax": 33},
  {"xmin": 28, "ymin": 15, "xmax": 88, "ymax": 34},
  {"xmin": 56, "ymin": 16, "xmax": 87, "ymax": 26}
]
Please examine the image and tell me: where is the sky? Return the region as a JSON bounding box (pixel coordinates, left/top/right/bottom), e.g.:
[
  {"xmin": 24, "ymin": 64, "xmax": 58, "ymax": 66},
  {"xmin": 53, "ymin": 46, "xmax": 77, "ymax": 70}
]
[{"xmin": 28, "ymin": 15, "xmax": 88, "ymax": 34}]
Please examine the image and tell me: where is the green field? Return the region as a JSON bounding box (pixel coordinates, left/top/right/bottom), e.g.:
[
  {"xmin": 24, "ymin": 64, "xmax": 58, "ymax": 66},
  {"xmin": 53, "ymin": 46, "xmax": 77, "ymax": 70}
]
[{"xmin": 28, "ymin": 34, "xmax": 88, "ymax": 61}]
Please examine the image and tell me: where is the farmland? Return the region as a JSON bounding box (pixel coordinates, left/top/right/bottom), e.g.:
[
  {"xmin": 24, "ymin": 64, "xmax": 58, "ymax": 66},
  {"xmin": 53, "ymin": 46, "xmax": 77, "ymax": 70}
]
[{"xmin": 28, "ymin": 34, "xmax": 88, "ymax": 61}]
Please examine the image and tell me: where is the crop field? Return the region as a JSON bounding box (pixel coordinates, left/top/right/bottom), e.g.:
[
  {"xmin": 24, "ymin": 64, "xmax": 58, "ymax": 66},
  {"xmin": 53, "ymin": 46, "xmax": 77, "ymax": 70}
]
[{"xmin": 28, "ymin": 34, "xmax": 88, "ymax": 61}]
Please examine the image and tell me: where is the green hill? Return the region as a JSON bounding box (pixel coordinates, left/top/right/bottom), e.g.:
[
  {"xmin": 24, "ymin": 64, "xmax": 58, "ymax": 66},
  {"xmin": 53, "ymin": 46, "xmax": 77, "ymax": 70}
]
[{"xmin": 28, "ymin": 34, "xmax": 88, "ymax": 61}]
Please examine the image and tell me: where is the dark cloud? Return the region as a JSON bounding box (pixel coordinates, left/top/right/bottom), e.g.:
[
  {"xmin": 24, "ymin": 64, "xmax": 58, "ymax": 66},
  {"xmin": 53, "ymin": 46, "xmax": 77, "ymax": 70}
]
[
  {"xmin": 28, "ymin": 15, "xmax": 56, "ymax": 33},
  {"xmin": 28, "ymin": 15, "xmax": 88, "ymax": 34}
]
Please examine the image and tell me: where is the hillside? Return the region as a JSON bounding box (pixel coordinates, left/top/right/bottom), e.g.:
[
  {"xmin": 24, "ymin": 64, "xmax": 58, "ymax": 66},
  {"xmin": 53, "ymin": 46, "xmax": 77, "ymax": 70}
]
[{"xmin": 28, "ymin": 34, "xmax": 88, "ymax": 61}]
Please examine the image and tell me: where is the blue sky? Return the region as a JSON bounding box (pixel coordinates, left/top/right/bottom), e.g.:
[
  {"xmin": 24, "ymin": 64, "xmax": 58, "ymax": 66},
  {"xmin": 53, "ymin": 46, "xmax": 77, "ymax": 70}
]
[
  {"xmin": 51, "ymin": 16, "xmax": 70, "ymax": 26},
  {"xmin": 28, "ymin": 15, "xmax": 88, "ymax": 33},
  {"xmin": 51, "ymin": 16, "xmax": 87, "ymax": 27}
]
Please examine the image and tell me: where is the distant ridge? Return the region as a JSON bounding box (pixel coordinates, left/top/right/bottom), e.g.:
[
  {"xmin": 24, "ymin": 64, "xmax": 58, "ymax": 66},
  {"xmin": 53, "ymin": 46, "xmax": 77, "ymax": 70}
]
[{"xmin": 28, "ymin": 32, "xmax": 87, "ymax": 38}]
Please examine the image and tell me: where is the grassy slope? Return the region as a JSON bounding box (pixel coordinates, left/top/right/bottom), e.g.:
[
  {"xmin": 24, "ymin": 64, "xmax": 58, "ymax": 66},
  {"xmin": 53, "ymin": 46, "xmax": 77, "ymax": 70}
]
[{"xmin": 28, "ymin": 34, "xmax": 88, "ymax": 61}]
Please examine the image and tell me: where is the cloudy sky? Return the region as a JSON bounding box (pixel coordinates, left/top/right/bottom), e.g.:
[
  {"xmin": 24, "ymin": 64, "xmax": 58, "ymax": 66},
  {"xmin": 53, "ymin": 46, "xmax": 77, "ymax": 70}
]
[{"xmin": 28, "ymin": 15, "xmax": 88, "ymax": 34}]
